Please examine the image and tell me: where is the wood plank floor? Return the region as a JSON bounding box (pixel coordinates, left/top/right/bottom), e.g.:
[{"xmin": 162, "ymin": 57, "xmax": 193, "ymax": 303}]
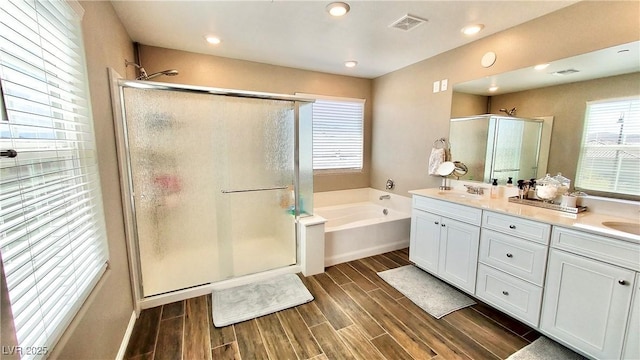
[{"xmin": 124, "ymin": 248, "xmax": 540, "ymax": 360}]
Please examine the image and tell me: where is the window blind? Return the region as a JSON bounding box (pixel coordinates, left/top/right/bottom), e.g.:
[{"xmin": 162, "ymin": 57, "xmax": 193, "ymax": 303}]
[
  {"xmin": 306, "ymin": 96, "xmax": 364, "ymax": 170},
  {"xmin": 0, "ymin": 0, "xmax": 109, "ymax": 357},
  {"xmin": 575, "ymin": 97, "xmax": 640, "ymax": 196}
]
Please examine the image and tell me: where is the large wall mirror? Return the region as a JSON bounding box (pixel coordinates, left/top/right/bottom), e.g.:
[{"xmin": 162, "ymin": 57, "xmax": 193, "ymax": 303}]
[{"xmin": 450, "ymin": 41, "xmax": 639, "ymax": 189}]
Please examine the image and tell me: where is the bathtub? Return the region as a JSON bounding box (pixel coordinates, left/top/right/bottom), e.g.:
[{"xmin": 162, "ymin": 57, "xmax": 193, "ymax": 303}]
[{"xmin": 313, "ymin": 188, "xmax": 411, "ymax": 266}]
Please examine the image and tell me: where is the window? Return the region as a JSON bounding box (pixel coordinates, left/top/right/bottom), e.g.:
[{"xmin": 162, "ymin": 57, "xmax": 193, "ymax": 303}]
[
  {"xmin": 0, "ymin": 0, "xmax": 109, "ymax": 357},
  {"xmin": 575, "ymin": 97, "xmax": 640, "ymax": 196},
  {"xmin": 299, "ymin": 94, "xmax": 365, "ymax": 171}
]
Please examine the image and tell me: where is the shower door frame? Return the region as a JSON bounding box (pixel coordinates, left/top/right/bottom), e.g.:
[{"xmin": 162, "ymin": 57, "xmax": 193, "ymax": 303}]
[{"xmin": 108, "ymin": 68, "xmax": 314, "ymax": 313}]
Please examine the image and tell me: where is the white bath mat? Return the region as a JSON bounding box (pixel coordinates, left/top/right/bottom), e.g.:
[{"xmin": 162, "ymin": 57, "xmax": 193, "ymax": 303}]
[
  {"xmin": 211, "ymin": 273, "xmax": 313, "ymax": 327},
  {"xmin": 377, "ymin": 265, "xmax": 475, "ymax": 319},
  {"xmin": 506, "ymin": 337, "xmax": 587, "ymax": 360}
]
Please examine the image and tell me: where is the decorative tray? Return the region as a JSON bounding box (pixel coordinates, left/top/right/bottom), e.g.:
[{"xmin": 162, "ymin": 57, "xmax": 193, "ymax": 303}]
[{"xmin": 507, "ymin": 196, "xmax": 587, "ymax": 214}]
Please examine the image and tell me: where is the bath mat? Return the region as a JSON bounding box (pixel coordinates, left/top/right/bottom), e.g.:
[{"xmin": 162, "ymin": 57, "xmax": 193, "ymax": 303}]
[
  {"xmin": 377, "ymin": 265, "xmax": 475, "ymax": 319},
  {"xmin": 211, "ymin": 273, "xmax": 313, "ymax": 327},
  {"xmin": 506, "ymin": 336, "xmax": 587, "ymax": 360}
]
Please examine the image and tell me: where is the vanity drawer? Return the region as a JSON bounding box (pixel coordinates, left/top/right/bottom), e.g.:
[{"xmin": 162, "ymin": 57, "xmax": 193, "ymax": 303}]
[
  {"xmin": 482, "ymin": 211, "xmax": 551, "ymax": 244},
  {"xmin": 413, "ymin": 196, "xmax": 482, "ymax": 226},
  {"xmin": 479, "ymin": 229, "xmax": 548, "ymax": 286},
  {"xmin": 552, "ymin": 227, "xmax": 640, "ymax": 271},
  {"xmin": 475, "ymin": 263, "xmax": 543, "ymax": 327}
]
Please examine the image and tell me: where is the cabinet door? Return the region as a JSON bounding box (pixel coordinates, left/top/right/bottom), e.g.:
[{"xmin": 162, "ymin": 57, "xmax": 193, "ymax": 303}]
[
  {"xmin": 409, "ymin": 209, "xmax": 440, "ymax": 273},
  {"xmin": 541, "ymin": 249, "xmax": 635, "ymax": 359},
  {"xmin": 437, "ymin": 218, "xmax": 480, "ymax": 294},
  {"xmin": 623, "ymin": 273, "xmax": 640, "ymax": 360}
]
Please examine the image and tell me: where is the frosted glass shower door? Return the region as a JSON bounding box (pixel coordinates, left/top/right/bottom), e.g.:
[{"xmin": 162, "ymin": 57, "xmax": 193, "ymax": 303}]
[
  {"xmin": 123, "ymin": 88, "xmax": 221, "ymax": 297},
  {"xmin": 213, "ymin": 97, "xmax": 297, "ymax": 279},
  {"xmin": 122, "ymin": 88, "xmax": 297, "ymax": 297}
]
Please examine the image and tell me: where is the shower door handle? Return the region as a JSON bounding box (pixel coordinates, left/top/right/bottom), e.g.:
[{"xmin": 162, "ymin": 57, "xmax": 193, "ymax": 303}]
[{"xmin": 221, "ymin": 185, "xmax": 289, "ymax": 194}]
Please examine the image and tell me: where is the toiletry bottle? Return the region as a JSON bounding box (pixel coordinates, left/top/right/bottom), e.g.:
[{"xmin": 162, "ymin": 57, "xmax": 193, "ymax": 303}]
[
  {"xmin": 506, "ymin": 177, "xmax": 513, "ymax": 187},
  {"xmin": 528, "ymin": 178, "xmax": 537, "ymax": 199},
  {"xmin": 517, "ymin": 180, "xmax": 525, "ymax": 199},
  {"xmin": 491, "ymin": 178, "xmax": 499, "ymax": 198}
]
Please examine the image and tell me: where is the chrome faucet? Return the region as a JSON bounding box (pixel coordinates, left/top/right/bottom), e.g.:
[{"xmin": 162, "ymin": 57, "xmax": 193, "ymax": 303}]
[
  {"xmin": 464, "ymin": 185, "xmax": 485, "ymax": 195},
  {"xmin": 379, "ymin": 194, "xmax": 391, "ymax": 200}
]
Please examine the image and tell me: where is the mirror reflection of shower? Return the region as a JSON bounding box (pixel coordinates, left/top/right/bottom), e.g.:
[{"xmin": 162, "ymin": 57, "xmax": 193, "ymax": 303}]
[{"xmin": 125, "ymin": 60, "xmax": 179, "ymax": 80}]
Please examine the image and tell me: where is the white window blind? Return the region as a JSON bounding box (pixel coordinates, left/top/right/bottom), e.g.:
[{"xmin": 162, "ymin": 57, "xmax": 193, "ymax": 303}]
[
  {"xmin": 575, "ymin": 97, "xmax": 640, "ymax": 196},
  {"xmin": 302, "ymin": 94, "xmax": 364, "ymax": 170},
  {"xmin": 0, "ymin": 0, "xmax": 109, "ymax": 357}
]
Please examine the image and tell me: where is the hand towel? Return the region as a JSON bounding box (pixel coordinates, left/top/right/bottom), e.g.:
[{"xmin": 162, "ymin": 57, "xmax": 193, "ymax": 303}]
[{"xmin": 428, "ymin": 148, "xmax": 446, "ymax": 175}]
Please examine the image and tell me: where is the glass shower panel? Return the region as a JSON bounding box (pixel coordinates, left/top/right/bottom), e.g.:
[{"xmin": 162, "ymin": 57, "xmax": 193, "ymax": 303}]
[
  {"xmin": 212, "ymin": 96, "xmax": 297, "ymax": 278},
  {"xmin": 297, "ymin": 102, "xmax": 314, "ymax": 216},
  {"xmin": 490, "ymin": 118, "xmax": 525, "ymax": 181},
  {"xmin": 450, "ymin": 116, "xmax": 490, "ymax": 182},
  {"xmin": 519, "ymin": 121, "xmax": 543, "ymax": 179},
  {"xmin": 123, "ymin": 88, "xmax": 221, "ymax": 297}
]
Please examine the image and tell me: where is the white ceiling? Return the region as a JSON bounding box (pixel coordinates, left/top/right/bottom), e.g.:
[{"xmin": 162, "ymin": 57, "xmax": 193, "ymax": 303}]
[{"xmin": 110, "ymin": 1, "xmax": 579, "ymax": 79}]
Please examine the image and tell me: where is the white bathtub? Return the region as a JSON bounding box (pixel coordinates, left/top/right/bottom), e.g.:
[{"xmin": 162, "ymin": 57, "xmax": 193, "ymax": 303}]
[{"xmin": 313, "ymin": 188, "xmax": 411, "ymax": 266}]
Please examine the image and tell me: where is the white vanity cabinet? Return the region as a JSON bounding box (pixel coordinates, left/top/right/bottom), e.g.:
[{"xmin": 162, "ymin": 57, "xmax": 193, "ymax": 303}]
[
  {"xmin": 623, "ymin": 273, "xmax": 640, "ymax": 360},
  {"xmin": 540, "ymin": 227, "xmax": 639, "ymax": 360},
  {"xmin": 475, "ymin": 211, "xmax": 551, "ymax": 327},
  {"xmin": 409, "ymin": 189, "xmax": 640, "ymax": 360},
  {"xmin": 409, "ymin": 196, "xmax": 481, "ymax": 294}
]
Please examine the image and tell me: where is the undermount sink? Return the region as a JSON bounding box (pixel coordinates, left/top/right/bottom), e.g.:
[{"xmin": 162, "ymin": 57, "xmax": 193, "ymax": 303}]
[
  {"xmin": 602, "ymin": 221, "xmax": 640, "ymax": 236},
  {"xmin": 439, "ymin": 191, "xmax": 486, "ymax": 200}
]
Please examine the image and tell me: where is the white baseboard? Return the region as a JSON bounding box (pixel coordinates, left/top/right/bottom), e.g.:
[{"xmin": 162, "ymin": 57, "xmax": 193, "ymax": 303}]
[
  {"xmin": 325, "ymin": 239, "xmax": 409, "ymax": 267},
  {"xmin": 115, "ymin": 311, "xmax": 137, "ymax": 360}
]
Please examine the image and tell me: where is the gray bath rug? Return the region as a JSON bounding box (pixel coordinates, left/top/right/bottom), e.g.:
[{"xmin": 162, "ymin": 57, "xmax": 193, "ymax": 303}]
[
  {"xmin": 506, "ymin": 336, "xmax": 587, "ymax": 360},
  {"xmin": 211, "ymin": 273, "xmax": 313, "ymax": 327},
  {"xmin": 377, "ymin": 265, "xmax": 475, "ymax": 319}
]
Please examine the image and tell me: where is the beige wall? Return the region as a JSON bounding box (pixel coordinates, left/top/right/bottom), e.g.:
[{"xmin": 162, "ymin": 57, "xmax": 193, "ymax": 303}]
[
  {"xmin": 371, "ymin": 1, "xmax": 640, "ymax": 196},
  {"xmin": 451, "ymin": 92, "xmax": 488, "ymax": 118},
  {"xmin": 48, "ymin": 2, "xmax": 135, "ymax": 359},
  {"xmin": 138, "ymin": 46, "xmax": 373, "ymax": 192}
]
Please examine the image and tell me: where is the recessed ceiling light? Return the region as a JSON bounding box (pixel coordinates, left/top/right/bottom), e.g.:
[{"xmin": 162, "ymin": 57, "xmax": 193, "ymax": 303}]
[
  {"xmin": 327, "ymin": 2, "xmax": 350, "ymax": 17},
  {"xmin": 205, "ymin": 36, "xmax": 221, "ymax": 45},
  {"xmin": 344, "ymin": 60, "xmax": 358, "ymax": 68},
  {"xmin": 488, "ymin": 86, "xmax": 499, "ymax": 92},
  {"xmin": 461, "ymin": 24, "xmax": 484, "ymax": 36},
  {"xmin": 534, "ymin": 63, "xmax": 550, "ymax": 70}
]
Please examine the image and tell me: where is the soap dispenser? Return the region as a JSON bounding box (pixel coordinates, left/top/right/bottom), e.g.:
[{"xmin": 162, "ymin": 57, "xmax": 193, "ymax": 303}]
[
  {"xmin": 506, "ymin": 177, "xmax": 513, "ymax": 187},
  {"xmin": 491, "ymin": 178, "xmax": 499, "ymax": 199}
]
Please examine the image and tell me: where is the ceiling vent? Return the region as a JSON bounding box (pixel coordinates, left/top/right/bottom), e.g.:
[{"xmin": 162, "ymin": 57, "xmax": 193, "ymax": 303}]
[
  {"xmin": 389, "ymin": 14, "xmax": 428, "ymax": 31},
  {"xmin": 552, "ymin": 69, "xmax": 580, "ymax": 76}
]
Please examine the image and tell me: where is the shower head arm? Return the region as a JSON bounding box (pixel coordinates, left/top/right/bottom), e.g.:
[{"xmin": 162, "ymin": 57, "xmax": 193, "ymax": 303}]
[
  {"xmin": 125, "ymin": 60, "xmax": 141, "ymax": 69},
  {"xmin": 125, "ymin": 60, "xmax": 149, "ymax": 80}
]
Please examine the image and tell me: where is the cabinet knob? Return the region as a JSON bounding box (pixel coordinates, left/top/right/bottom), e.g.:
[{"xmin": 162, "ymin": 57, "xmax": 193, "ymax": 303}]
[
  {"xmin": 618, "ymin": 280, "xmax": 628, "ymax": 285},
  {"xmin": 441, "ymin": 223, "xmax": 446, "ymax": 227},
  {"xmin": 434, "ymin": 221, "xmax": 439, "ymax": 225},
  {"xmin": 506, "ymin": 253, "xmax": 513, "ymax": 258},
  {"xmin": 509, "ymin": 225, "xmax": 516, "ymax": 229},
  {"xmin": 502, "ymin": 291, "xmax": 509, "ymax": 296}
]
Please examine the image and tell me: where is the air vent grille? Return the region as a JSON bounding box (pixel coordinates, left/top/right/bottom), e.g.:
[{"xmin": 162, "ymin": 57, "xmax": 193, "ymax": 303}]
[{"xmin": 389, "ymin": 14, "xmax": 427, "ymax": 31}]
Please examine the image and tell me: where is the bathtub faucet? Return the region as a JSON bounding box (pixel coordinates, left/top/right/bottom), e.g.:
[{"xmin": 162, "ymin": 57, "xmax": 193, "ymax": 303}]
[{"xmin": 379, "ymin": 194, "xmax": 391, "ymax": 200}]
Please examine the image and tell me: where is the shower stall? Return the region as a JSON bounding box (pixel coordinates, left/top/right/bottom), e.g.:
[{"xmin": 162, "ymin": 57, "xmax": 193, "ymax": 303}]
[{"xmin": 109, "ymin": 70, "xmax": 314, "ymax": 307}]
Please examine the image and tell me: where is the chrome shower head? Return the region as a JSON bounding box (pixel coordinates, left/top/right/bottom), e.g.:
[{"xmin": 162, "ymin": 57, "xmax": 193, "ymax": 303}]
[
  {"xmin": 144, "ymin": 69, "xmax": 179, "ymax": 80},
  {"xmin": 499, "ymin": 107, "xmax": 517, "ymax": 116},
  {"xmin": 125, "ymin": 60, "xmax": 178, "ymax": 80}
]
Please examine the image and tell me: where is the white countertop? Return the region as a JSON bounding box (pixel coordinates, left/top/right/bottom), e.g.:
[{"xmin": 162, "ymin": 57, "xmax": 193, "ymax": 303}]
[{"xmin": 409, "ymin": 188, "xmax": 640, "ymax": 245}]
